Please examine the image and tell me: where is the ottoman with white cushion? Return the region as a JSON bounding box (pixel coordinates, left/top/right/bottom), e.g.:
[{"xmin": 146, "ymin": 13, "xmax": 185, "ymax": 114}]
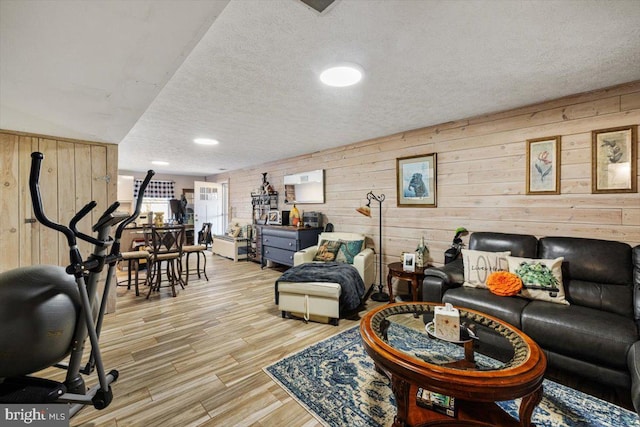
[{"xmin": 278, "ymin": 281, "xmax": 341, "ymax": 326}]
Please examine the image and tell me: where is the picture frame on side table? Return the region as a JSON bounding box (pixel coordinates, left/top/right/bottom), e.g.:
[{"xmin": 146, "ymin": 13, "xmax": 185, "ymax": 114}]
[
  {"xmin": 526, "ymin": 136, "xmax": 561, "ymax": 195},
  {"xmin": 402, "ymin": 253, "xmax": 416, "ymax": 272},
  {"xmin": 592, "ymin": 125, "xmax": 637, "ymax": 194},
  {"xmin": 397, "ymin": 153, "xmax": 437, "ymax": 207}
]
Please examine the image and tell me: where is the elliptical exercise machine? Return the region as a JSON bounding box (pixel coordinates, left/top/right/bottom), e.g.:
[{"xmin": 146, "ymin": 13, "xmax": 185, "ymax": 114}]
[{"xmin": 0, "ymin": 152, "xmax": 154, "ymax": 417}]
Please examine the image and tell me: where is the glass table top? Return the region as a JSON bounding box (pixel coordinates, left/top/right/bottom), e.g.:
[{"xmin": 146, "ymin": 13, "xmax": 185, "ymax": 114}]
[{"xmin": 369, "ymin": 303, "xmax": 530, "ymax": 372}]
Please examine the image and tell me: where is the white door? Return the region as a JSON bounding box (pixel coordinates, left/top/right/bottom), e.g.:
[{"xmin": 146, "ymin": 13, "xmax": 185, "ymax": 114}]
[{"xmin": 194, "ymin": 181, "xmax": 224, "ymax": 238}]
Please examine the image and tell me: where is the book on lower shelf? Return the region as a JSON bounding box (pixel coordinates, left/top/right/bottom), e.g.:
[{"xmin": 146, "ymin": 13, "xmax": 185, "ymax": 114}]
[{"xmin": 416, "ymin": 387, "xmax": 457, "ymax": 418}]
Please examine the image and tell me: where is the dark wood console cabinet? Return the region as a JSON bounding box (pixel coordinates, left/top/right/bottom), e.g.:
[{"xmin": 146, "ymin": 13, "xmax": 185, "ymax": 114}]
[{"xmin": 261, "ymin": 226, "xmax": 321, "ymax": 268}]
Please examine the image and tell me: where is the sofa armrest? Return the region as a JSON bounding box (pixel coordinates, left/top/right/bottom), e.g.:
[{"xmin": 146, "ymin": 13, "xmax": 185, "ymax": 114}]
[
  {"xmin": 294, "ymin": 246, "xmax": 317, "ymax": 266},
  {"xmin": 628, "ymin": 341, "xmax": 640, "ymax": 415},
  {"xmin": 353, "ymin": 247, "xmax": 375, "ymax": 287},
  {"xmin": 421, "ymin": 258, "xmax": 464, "ymax": 303}
]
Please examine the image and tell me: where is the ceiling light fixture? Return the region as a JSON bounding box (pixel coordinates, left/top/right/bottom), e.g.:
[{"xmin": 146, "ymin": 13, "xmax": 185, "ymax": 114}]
[
  {"xmin": 151, "ymin": 160, "xmax": 169, "ymax": 166},
  {"xmin": 320, "ymin": 63, "xmax": 363, "ymax": 87},
  {"xmin": 194, "ymin": 138, "xmax": 219, "ymax": 145}
]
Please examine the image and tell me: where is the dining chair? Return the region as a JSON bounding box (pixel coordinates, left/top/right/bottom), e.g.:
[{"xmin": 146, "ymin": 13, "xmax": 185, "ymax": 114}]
[
  {"xmin": 144, "ymin": 224, "xmax": 185, "ymax": 298},
  {"xmin": 197, "ymin": 222, "xmax": 213, "ymax": 248}
]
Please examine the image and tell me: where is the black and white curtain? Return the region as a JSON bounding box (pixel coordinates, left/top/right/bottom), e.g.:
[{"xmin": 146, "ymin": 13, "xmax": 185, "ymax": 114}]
[{"xmin": 133, "ymin": 179, "xmax": 175, "ymax": 199}]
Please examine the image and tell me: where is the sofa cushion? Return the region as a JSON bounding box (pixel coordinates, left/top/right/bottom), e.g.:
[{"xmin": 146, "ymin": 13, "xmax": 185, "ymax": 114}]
[
  {"xmin": 335, "ymin": 239, "xmax": 364, "ymax": 264},
  {"xmin": 461, "ymin": 249, "xmax": 510, "ymax": 289},
  {"xmin": 539, "ymin": 237, "xmax": 633, "ymax": 317},
  {"xmin": 469, "ymin": 232, "xmax": 538, "ymax": 257},
  {"xmin": 546, "ymin": 350, "xmax": 631, "ymax": 390},
  {"xmin": 442, "ymin": 287, "xmax": 530, "ymax": 329},
  {"xmin": 278, "ymin": 281, "xmax": 341, "ymax": 299},
  {"xmin": 522, "ymin": 301, "xmax": 638, "ymax": 371},
  {"xmin": 312, "ymin": 240, "xmax": 342, "ymax": 262},
  {"xmin": 507, "ymin": 256, "xmax": 568, "ymax": 305}
]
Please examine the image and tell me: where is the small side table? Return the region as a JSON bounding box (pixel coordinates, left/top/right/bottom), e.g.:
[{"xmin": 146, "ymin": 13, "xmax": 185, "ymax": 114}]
[{"xmin": 386, "ymin": 261, "xmax": 427, "ymax": 303}]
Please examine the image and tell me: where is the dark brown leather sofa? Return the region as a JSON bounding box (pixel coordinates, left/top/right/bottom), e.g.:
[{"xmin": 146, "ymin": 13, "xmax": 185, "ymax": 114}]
[{"xmin": 421, "ymin": 231, "xmax": 640, "ymax": 413}]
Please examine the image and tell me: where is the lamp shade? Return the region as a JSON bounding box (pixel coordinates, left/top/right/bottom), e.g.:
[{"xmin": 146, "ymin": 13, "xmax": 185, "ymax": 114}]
[{"xmin": 356, "ymin": 206, "xmax": 371, "ymax": 217}]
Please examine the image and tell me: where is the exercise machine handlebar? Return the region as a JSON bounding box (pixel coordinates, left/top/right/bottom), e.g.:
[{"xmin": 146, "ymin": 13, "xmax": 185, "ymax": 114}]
[
  {"xmin": 69, "ymin": 201, "xmax": 109, "ymax": 247},
  {"xmin": 108, "ymin": 169, "xmax": 154, "ymax": 257},
  {"xmin": 115, "ymin": 170, "xmax": 155, "ymax": 239},
  {"xmin": 30, "ymin": 152, "xmax": 156, "ymax": 270},
  {"xmin": 30, "ymin": 152, "xmax": 77, "ymax": 248}
]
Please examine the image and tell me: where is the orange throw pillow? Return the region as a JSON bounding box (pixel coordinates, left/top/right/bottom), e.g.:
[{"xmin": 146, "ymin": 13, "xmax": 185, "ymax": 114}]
[{"xmin": 486, "ymin": 271, "xmax": 523, "ymax": 296}]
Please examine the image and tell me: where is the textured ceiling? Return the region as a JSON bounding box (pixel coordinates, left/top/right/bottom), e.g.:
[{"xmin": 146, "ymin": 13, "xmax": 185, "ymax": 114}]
[
  {"xmin": 0, "ymin": 0, "xmax": 229, "ymax": 144},
  {"xmin": 2, "ymin": 0, "xmax": 640, "ymax": 177}
]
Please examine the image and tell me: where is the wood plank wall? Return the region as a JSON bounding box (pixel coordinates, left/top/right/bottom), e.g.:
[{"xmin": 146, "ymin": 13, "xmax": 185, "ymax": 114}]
[
  {"xmin": 0, "ymin": 130, "xmax": 118, "ymax": 271},
  {"xmin": 209, "ymin": 81, "xmax": 640, "ymax": 273}
]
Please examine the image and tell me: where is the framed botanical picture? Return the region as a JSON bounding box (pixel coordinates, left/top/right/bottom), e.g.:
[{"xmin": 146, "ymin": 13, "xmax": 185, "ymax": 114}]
[
  {"xmin": 402, "ymin": 253, "xmax": 415, "ymax": 272},
  {"xmin": 592, "ymin": 125, "xmax": 637, "ymax": 194},
  {"xmin": 526, "ymin": 136, "xmax": 561, "ymax": 195},
  {"xmin": 396, "ymin": 153, "xmax": 437, "ymax": 207}
]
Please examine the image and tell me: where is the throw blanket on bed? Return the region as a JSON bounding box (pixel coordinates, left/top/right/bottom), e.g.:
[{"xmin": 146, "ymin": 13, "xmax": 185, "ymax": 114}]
[{"xmin": 275, "ymin": 262, "xmax": 365, "ymax": 312}]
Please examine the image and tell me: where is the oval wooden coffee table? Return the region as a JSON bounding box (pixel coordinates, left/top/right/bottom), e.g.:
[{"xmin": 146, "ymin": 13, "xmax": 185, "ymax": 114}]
[{"xmin": 360, "ymin": 303, "xmax": 547, "ymax": 427}]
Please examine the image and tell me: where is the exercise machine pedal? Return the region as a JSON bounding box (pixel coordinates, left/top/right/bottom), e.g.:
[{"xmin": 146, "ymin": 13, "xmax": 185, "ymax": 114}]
[{"xmin": 0, "ymin": 376, "xmax": 66, "ymax": 403}]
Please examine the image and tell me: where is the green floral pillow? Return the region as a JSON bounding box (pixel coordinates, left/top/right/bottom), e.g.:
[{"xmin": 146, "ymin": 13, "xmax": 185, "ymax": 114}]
[
  {"xmin": 335, "ymin": 240, "xmax": 364, "ymax": 264},
  {"xmin": 507, "ymin": 256, "xmax": 568, "ymax": 305},
  {"xmin": 313, "ymin": 240, "xmax": 342, "ymax": 262}
]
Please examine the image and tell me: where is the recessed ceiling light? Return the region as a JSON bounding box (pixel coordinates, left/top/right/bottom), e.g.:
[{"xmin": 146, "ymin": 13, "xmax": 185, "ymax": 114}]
[
  {"xmin": 151, "ymin": 160, "xmax": 169, "ymax": 166},
  {"xmin": 320, "ymin": 64, "xmax": 363, "ymax": 87},
  {"xmin": 194, "ymin": 138, "xmax": 219, "ymax": 145}
]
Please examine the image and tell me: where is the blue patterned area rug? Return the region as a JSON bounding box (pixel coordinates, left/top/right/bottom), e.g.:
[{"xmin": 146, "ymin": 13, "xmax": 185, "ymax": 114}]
[{"xmin": 264, "ymin": 325, "xmax": 640, "ymax": 427}]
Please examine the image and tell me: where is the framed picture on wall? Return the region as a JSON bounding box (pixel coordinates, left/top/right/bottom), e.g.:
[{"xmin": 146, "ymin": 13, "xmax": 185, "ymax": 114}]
[
  {"xmin": 526, "ymin": 136, "xmax": 561, "ymax": 195},
  {"xmin": 397, "ymin": 153, "xmax": 437, "ymax": 207},
  {"xmin": 592, "ymin": 125, "xmax": 637, "ymax": 194}
]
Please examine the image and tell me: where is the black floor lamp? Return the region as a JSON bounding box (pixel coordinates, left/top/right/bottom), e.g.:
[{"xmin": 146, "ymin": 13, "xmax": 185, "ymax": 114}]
[{"xmin": 357, "ymin": 191, "xmax": 389, "ymax": 302}]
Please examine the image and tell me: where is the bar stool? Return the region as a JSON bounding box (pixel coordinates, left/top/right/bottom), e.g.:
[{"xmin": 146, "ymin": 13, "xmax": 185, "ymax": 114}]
[
  {"xmin": 182, "ymin": 243, "xmax": 209, "ymax": 285},
  {"xmin": 145, "ymin": 225, "xmax": 185, "ymax": 298},
  {"xmin": 118, "ymin": 249, "xmax": 149, "ymax": 296}
]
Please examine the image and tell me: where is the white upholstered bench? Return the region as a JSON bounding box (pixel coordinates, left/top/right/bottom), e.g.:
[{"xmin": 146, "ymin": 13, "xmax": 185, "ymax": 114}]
[
  {"xmin": 278, "ymin": 281, "xmax": 342, "ymax": 326},
  {"xmin": 211, "ymin": 235, "xmax": 248, "ymax": 262}
]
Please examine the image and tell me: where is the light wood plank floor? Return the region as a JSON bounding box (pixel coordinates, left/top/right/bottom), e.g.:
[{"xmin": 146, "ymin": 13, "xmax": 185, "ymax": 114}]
[{"xmin": 40, "ymin": 252, "xmax": 385, "ymax": 426}]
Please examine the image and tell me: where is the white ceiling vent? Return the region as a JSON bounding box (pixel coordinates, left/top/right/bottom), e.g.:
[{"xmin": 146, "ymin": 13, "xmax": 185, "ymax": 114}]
[{"xmin": 298, "ymin": 0, "xmax": 336, "ymax": 14}]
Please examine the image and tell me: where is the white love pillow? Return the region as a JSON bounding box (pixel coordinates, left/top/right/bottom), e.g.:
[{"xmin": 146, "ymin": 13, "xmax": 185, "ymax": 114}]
[{"xmin": 462, "ymin": 249, "xmax": 511, "ymax": 289}]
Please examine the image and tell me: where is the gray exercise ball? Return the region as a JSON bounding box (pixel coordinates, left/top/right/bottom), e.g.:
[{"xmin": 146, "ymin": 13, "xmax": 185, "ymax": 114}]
[{"xmin": 0, "ymin": 265, "xmax": 80, "ymax": 378}]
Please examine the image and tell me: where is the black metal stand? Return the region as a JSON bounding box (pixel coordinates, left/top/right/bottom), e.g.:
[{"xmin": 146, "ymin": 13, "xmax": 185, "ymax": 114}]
[
  {"xmin": 361, "ymin": 191, "xmax": 389, "ymax": 302},
  {"xmin": 371, "ymin": 290, "xmax": 389, "ymax": 302}
]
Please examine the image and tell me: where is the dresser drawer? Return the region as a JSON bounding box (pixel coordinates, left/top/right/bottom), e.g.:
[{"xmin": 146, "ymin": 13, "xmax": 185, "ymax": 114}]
[
  {"xmin": 262, "ymin": 235, "xmax": 297, "ymax": 251},
  {"xmin": 260, "ymin": 225, "xmax": 322, "ymax": 268},
  {"xmin": 262, "ymin": 246, "xmax": 295, "ymax": 266}
]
